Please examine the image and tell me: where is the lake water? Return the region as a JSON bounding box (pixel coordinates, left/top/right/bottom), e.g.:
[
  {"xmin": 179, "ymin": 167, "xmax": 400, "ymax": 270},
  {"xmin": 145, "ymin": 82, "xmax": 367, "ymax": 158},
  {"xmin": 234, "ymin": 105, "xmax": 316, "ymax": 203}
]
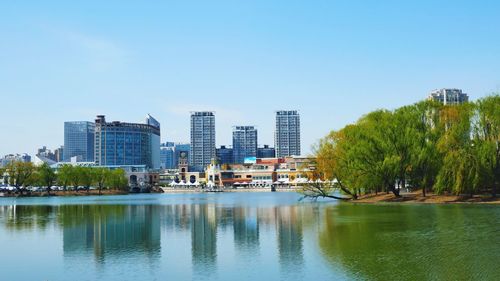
[{"xmin": 0, "ymin": 192, "xmax": 499, "ymax": 281}]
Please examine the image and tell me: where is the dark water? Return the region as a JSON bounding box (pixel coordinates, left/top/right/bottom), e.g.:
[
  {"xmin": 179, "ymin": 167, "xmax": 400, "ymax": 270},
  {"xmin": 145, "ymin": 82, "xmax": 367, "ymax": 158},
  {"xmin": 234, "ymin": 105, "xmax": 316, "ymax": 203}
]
[{"xmin": 0, "ymin": 193, "xmax": 499, "ymax": 281}]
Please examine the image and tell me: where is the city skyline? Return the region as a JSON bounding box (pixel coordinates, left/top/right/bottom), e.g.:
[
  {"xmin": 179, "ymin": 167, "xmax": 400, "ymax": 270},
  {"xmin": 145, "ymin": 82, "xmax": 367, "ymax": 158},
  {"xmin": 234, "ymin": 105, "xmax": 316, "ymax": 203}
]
[{"xmin": 1, "ymin": 1, "xmax": 500, "ymax": 157}]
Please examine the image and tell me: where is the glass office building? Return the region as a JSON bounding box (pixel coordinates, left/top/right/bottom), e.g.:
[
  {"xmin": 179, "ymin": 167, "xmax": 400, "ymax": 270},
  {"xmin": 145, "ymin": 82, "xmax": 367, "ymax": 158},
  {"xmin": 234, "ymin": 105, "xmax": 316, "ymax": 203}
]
[
  {"xmin": 233, "ymin": 126, "xmax": 257, "ymax": 164},
  {"xmin": 94, "ymin": 115, "xmax": 161, "ymax": 169},
  {"xmin": 64, "ymin": 121, "xmax": 95, "ymax": 162}
]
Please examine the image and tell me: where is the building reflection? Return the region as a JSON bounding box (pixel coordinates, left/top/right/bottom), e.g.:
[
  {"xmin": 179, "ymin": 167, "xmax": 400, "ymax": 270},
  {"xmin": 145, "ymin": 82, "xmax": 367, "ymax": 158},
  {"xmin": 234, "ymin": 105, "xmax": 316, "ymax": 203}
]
[
  {"xmin": 191, "ymin": 204, "xmax": 217, "ymax": 278},
  {"xmin": 276, "ymin": 206, "xmax": 304, "ymax": 270},
  {"xmin": 61, "ymin": 205, "xmax": 161, "ymax": 263},
  {"xmin": 233, "ymin": 207, "xmax": 259, "ymax": 254}
]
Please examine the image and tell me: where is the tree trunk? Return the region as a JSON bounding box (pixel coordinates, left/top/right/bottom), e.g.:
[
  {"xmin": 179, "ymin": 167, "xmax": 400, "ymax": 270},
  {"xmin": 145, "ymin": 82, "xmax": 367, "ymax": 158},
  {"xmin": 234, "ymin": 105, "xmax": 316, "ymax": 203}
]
[
  {"xmin": 422, "ymin": 186, "xmax": 426, "ymax": 197},
  {"xmin": 493, "ymin": 182, "xmax": 497, "ymax": 198},
  {"xmin": 390, "ymin": 184, "xmax": 400, "ymax": 197}
]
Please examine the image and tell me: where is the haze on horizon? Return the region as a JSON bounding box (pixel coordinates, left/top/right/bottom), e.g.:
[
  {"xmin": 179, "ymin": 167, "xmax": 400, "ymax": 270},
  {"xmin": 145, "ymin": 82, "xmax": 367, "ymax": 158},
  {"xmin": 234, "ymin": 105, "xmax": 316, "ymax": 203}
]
[{"xmin": 1, "ymin": 0, "xmax": 499, "ymax": 157}]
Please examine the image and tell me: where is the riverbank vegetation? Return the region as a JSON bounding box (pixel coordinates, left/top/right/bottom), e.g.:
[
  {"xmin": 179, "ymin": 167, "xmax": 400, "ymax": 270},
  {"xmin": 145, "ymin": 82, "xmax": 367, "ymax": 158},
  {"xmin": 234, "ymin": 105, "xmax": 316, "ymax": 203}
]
[
  {"xmin": 305, "ymin": 94, "xmax": 500, "ymax": 201},
  {"xmin": 1, "ymin": 163, "xmax": 128, "ymax": 195}
]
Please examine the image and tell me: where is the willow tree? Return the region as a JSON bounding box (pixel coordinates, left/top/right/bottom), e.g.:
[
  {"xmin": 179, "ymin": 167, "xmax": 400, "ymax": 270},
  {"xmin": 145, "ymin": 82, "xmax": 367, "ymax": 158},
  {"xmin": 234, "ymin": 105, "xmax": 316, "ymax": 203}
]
[
  {"xmin": 105, "ymin": 169, "xmax": 128, "ymax": 190},
  {"xmin": 57, "ymin": 164, "xmax": 73, "ymax": 191},
  {"xmin": 408, "ymin": 100, "xmax": 444, "ymax": 196},
  {"xmin": 37, "ymin": 163, "xmax": 57, "ymax": 195},
  {"xmin": 353, "ymin": 110, "xmax": 404, "ymax": 197},
  {"xmin": 473, "ymin": 94, "xmax": 500, "ymax": 197},
  {"xmin": 435, "ymin": 104, "xmax": 480, "ymax": 196},
  {"xmin": 6, "ymin": 161, "xmax": 36, "ymax": 194},
  {"xmin": 93, "ymin": 167, "xmax": 111, "ymax": 195},
  {"xmin": 0, "ymin": 167, "xmax": 5, "ymax": 185},
  {"xmin": 311, "ymin": 127, "xmax": 361, "ymax": 200},
  {"xmin": 75, "ymin": 166, "xmax": 93, "ymax": 192}
]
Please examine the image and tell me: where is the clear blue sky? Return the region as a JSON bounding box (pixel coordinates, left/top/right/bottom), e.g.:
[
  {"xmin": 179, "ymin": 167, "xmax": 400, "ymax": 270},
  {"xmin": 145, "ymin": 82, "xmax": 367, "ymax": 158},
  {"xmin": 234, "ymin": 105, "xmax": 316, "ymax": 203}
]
[{"xmin": 1, "ymin": 0, "xmax": 499, "ymax": 157}]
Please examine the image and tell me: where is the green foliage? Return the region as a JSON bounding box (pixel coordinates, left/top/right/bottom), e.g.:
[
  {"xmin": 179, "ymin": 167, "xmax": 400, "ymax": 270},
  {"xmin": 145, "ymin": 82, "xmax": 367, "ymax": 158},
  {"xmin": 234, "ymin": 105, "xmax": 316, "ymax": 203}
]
[
  {"xmin": 5, "ymin": 161, "xmax": 36, "ymax": 189},
  {"xmin": 315, "ymin": 94, "xmax": 500, "ymax": 198},
  {"xmin": 105, "ymin": 169, "xmax": 128, "ymax": 191},
  {"xmin": 57, "ymin": 164, "xmax": 74, "ymax": 190},
  {"xmin": 92, "ymin": 167, "xmax": 111, "ymax": 194},
  {"xmin": 37, "ymin": 163, "xmax": 57, "ymax": 194}
]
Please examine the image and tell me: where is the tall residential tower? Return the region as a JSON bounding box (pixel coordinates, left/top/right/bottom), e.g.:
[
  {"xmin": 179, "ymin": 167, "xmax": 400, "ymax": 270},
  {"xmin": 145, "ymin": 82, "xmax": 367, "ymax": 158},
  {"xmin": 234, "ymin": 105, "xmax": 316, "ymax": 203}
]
[
  {"xmin": 275, "ymin": 110, "xmax": 301, "ymax": 158},
  {"xmin": 428, "ymin": 88, "xmax": 469, "ymax": 105},
  {"xmin": 232, "ymin": 126, "xmax": 258, "ymax": 163},
  {"xmin": 190, "ymin": 111, "xmax": 216, "ymax": 171}
]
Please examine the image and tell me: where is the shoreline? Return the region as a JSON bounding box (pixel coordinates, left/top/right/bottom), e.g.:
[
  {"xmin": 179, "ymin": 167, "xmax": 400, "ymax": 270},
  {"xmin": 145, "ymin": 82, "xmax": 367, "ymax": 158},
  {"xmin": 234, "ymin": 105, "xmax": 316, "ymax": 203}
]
[
  {"xmin": 2, "ymin": 188, "xmax": 499, "ymax": 204},
  {"xmin": 350, "ymin": 190, "xmax": 500, "ymax": 205},
  {"xmin": 0, "ymin": 189, "xmax": 129, "ymax": 197},
  {"xmin": 159, "ymin": 187, "xmax": 298, "ymax": 193}
]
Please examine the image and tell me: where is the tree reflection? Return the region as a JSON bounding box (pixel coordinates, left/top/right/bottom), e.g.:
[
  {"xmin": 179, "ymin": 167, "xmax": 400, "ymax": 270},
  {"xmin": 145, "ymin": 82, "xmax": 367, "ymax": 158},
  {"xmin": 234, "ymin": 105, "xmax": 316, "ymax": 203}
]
[
  {"xmin": 1, "ymin": 205, "xmax": 55, "ymax": 231},
  {"xmin": 318, "ymin": 204, "xmax": 500, "ymax": 281}
]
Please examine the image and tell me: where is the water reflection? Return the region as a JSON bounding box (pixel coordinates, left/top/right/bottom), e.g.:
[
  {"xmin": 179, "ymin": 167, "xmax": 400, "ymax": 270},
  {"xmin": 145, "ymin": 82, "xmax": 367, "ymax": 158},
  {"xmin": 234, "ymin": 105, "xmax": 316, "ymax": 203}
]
[
  {"xmin": 276, "ymin": 206, "xmax": 303, "ymax": 273},
  {"xmin": 318, "ymin": 204, "xmax": 500, "ymax": 281},
  {"xmin": 233, "ymin": 207, "xmax": 259, "ymax": 254},
  {"xmin": 1, "ymin": 195, "xmax": 499, "ymax": 281},
  {"xmin": 191, "ymin": 204, "xmax": 218, "ymax": 279},
  {"xmin": 60, "ymin": 205, "xmax": 161, "ymax": 263}
]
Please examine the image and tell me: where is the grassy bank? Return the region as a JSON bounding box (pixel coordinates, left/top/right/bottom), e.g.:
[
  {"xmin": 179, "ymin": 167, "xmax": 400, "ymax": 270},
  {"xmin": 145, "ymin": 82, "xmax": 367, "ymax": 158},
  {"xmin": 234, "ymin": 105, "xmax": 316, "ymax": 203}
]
[{"xmin": 352, "ymin": 190, "xmax": 500, "ymax": 204}]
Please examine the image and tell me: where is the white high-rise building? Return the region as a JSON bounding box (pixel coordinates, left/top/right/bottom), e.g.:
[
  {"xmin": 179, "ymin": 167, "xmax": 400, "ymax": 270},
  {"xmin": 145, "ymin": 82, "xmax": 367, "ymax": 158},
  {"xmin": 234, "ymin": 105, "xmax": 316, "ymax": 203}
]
[
  {"xmin": 428, "ymin": 88, "xmax": 469, "ymax": 105},
  {"xmin": 190, "ymin": 112, "xmax": 216, "ymax": 171},
  {"xmin": 275, "ymin": 110, "xmax": 301, "ymax": 158}
]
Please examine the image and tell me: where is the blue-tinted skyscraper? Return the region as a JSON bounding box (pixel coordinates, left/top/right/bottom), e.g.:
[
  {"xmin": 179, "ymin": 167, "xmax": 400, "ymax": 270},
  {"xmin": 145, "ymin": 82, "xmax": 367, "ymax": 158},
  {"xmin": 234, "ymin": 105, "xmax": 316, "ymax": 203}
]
[
  {"xmin": 216, "ymin": 145, "xmax": 233, "ymax": 164},
  {"xmin": 94, "ymin": 115, "xmax": 161, "ymax": 169},
  {"xmin": 233, "ymin": 126, "xmax": 257, "ymax": 164},
  {"xmin": 257, "ymin": 145, "xmax": 276, "ymax": 158},
  {"xmin": 64, "ymin": 121, "xmax": 95, "ymax": 162},
  {"xmin": 160, "ymin": 142, "xmax": 175, "ymax": 169}
]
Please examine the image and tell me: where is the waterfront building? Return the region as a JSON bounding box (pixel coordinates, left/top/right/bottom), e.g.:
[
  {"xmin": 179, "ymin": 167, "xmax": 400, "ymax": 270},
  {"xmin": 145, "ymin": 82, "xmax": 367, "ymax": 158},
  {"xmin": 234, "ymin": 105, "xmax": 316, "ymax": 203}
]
[
  {"xmin": 190, "ymin": 111, "xmax": 216, "ymax": 172},
  {"xmin": 428, "ymin": 88, "xmax": 469, "ymax": 105},
  {"xmin": 174, "ymin": 143, "xmax": 191, "ymax": 168},
  {"xmin": 94, "ymin": 114, "xmax": 161, "ymax": 169},
  {"xmin": 160, "ymin": 142, "xmax": 192, "ymax": 170},
  {"xmin": 233, "ymin": 126, "xmax": 258, "ymax": 164},
  {"xmin": 199, "ymin": 156, "xmax": 314, "ymax": 188},
  {"xmin": 64, "ymin": 121, "xmax": 95, "ymax": 162},
  {"xmin": 257, "ymin": 145, "xmax": 276, "ymax": 158},
  {"xmin": 275, "ymin": 110, "xmax": 301, "ymax": 158},
  {"xmin": 216, "ymin": 145, "xmax": 233, "ymax": 164}
]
